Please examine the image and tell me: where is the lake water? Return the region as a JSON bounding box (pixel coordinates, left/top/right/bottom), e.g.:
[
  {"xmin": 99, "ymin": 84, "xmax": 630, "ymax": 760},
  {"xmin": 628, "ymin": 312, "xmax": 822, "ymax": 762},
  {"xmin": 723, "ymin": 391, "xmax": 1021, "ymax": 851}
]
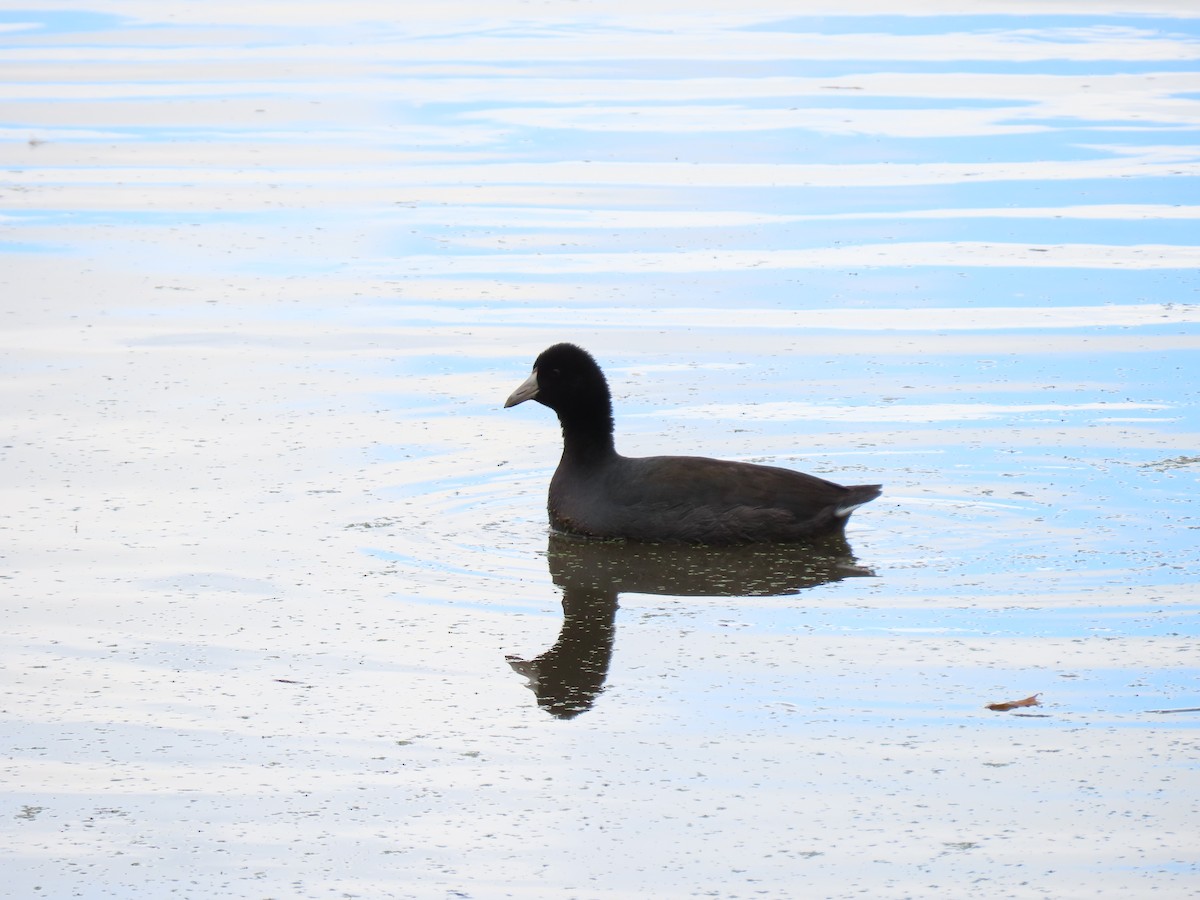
[{"xmin": 3, "ymin": 4, "xmax": 1199, "ymax": 898}]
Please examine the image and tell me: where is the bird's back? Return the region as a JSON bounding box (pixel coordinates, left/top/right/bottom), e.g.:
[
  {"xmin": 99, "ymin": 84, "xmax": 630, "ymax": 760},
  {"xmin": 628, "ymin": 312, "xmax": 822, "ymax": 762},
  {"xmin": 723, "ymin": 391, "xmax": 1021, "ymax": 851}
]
[{"xmin": 549, "ymin": 452, "xmax": 880, "ymax": 545}]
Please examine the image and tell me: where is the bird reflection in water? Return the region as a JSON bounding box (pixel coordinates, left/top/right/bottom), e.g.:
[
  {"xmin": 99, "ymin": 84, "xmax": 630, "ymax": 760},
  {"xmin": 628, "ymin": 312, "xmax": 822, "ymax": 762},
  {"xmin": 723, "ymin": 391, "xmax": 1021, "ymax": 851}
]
[{"xmin": 507, "ymin": 532, "xmax": 874, "ymax": 719}]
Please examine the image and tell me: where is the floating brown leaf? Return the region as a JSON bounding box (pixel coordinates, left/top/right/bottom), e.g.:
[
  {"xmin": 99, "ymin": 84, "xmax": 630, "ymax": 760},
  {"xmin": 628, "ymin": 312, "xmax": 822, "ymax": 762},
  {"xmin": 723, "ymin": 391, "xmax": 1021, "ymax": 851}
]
[{"xmin": 986, "ymin": 693, "xmax": 1042, "ymax": 712}]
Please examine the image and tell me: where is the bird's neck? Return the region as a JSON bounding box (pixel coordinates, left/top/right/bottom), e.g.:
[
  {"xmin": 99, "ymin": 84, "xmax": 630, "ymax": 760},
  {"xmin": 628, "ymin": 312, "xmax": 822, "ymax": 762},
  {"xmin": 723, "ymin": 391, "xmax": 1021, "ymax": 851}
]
[{"xmin": 558, "ymin": 408, "xmax": 616, "ymax": 465}]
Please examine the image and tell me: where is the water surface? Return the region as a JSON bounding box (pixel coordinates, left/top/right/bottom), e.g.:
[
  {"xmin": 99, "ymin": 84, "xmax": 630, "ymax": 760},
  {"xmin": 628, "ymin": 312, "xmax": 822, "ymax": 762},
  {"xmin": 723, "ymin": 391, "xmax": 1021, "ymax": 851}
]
[{"xmin": 3, "ymin": 4, "xmax": 1199, "ymax": 898}]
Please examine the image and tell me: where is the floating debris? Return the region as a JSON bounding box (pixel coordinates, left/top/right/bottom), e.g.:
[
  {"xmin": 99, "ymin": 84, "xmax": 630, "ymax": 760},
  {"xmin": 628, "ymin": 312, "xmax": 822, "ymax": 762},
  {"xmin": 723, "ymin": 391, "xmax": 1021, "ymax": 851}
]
[{"xmin": 986, "ymin": 693, "xmax": 1042, "ymax": 712}]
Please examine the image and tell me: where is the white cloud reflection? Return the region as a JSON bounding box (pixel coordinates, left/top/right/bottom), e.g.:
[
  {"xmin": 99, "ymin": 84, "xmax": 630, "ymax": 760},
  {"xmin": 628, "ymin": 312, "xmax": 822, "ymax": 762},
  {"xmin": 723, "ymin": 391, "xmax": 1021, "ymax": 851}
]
[
  {"xmin": 396, "ymin": 243, "xmax": 1200, "ymax": 274},
  {"xmin": 403, "ymin": 303, "xmax": 1200, "ymax": 330},
  {"xmin": 652, "ymin": 400, "xmax": 1171, "ymax": 423},
  {"xmin": 388, "ymin": 204, "xmax": 1200, "ymax": 228},
  {"xmin": 7, "ymin": 148, "xmax": 1198, "ymax": 191}
]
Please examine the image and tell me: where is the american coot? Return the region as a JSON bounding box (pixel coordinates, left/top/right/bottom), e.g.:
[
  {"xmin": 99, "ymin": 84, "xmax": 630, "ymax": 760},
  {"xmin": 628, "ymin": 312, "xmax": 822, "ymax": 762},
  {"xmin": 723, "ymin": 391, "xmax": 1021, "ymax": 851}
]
[{"xmin": 505, "ymin": 343, "xmax": 881, "ymax": 545}]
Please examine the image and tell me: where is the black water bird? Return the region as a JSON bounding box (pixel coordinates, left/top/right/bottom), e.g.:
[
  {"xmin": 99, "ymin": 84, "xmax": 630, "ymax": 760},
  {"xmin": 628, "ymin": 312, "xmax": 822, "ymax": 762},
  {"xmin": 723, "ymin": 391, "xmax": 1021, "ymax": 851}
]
[{"xmin": 504, "ymin": 343, "xmax": 881, "ymax": 545}]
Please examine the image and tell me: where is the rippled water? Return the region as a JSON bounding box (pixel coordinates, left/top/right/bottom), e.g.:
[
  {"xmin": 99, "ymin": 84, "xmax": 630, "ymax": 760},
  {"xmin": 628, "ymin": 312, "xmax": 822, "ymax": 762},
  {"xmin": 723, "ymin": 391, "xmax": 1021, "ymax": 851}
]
[{"xmin": 4, "ymin": 4, "xmax": 1199, "ymax": 898}]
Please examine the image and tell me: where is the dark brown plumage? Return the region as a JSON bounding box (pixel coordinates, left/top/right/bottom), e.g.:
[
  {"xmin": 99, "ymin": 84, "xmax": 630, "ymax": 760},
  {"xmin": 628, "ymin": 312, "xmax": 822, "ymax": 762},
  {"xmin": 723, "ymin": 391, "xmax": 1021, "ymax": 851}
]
[{"xmin": 505, "ymin": 343, "xmax": 881, "ymax": 545}]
